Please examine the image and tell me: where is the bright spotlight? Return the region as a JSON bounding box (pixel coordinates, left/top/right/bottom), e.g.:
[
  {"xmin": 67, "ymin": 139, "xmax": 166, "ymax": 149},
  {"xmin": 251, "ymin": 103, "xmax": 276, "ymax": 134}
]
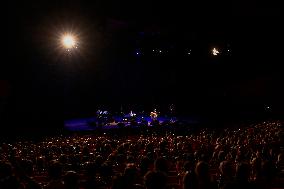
[
  {"xmin": 62, "ymin": 34, "xmax": 76, "ymax": 49},
  {"xmin": 212, "ymin": 47, "xmax": 220, "ymax": 56}
]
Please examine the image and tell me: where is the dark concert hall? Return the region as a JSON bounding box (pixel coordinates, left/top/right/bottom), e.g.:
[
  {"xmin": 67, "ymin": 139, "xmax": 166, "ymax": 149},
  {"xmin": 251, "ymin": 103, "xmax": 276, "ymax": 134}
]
[{"xmin": 0, "ymin": 1, "xmax": 283, "ymax": 189}]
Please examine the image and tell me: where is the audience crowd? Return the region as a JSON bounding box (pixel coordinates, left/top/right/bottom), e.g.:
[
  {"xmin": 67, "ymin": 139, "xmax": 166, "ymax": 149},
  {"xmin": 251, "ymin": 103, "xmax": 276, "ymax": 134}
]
[{"xmin": 0, "ymin": 121, "xmax": 283, "ymax": 189}]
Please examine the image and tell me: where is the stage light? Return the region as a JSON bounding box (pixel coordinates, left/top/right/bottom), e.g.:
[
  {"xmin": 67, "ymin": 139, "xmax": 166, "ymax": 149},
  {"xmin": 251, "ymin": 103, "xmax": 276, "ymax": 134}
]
[
  {"xmin": 136, "ymin": 50, "xmax": 141, "ymax": 55},
  {"xmin": 212, "ymin": 47, "xmax": 220, "ymax": 56},
  {"xmin": 62, "ymin": 34, "xmax": 76, "ymax": 49}
]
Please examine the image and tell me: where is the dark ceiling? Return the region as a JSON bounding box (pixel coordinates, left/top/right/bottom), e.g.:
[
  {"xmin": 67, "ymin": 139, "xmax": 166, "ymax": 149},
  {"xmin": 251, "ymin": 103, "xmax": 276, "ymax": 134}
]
[{"xmin": 0, "ymin": 0, "xmax": 283, "ymax": 126}]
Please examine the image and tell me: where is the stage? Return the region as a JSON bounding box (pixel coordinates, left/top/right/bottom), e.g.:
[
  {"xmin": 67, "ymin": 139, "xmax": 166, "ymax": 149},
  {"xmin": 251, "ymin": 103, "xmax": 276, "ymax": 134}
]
[{"xmin": 64, "ymin": 115, "xmax": 200, "ymax": 131}]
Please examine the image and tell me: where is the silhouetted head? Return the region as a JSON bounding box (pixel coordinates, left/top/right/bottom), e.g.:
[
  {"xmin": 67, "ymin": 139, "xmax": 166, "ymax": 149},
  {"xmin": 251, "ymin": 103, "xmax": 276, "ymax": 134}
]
[
  {"xmin": 0, "ymin": 161, "xmax": 13, "ymax": 178},
  {"xmin": 144, "ymin": 171, "xmax": 167, "ymax": 189},
  {"xmin": 48, "ymin": 160, "xmax": 62, "ymax": 179},
  {"xmin": 195, "ymin": 161, "xmax": 209, "ymax": 179},
  {"xmin": 154, "ymin": 157, "xmax": 168, "ymax": 174},
  {"xmin": 236, "ymin": 162, "xmax": 250, "ymax": 181},
  {"xmin": 63, "ymin": 171, "xmax": 79, "ymax": 189},
  {"xmin": 219, "ymin": 161, "xmax": 233, "ymax": 178}
]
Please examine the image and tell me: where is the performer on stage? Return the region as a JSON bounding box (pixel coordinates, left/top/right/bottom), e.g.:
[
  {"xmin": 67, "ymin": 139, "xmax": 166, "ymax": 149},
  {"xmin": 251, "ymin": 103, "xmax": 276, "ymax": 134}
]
[
  {"xmin": 169, "ymin": 104, "xmax": 175, "ymax": 114},
  {"xmin": 169, "ymin": 104, "xmax": 175, "ymax": 122},
  {"xmin": 96, "ymin": 109, "xmax": 103, "ymax": 117},
  {"xmin": 150, "ymin": 109, "xmax": 158, "ymax": 121},
  {"xmin": 129, "ymin": 110, "xmax": 136, "ymax": 117}
]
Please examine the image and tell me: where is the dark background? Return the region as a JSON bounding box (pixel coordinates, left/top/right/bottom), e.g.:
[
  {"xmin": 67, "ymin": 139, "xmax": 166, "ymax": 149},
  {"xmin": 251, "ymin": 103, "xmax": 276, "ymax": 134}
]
[{"xmin": 0, "ymin": 0, "xmax": 283, "ymax": 131}]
